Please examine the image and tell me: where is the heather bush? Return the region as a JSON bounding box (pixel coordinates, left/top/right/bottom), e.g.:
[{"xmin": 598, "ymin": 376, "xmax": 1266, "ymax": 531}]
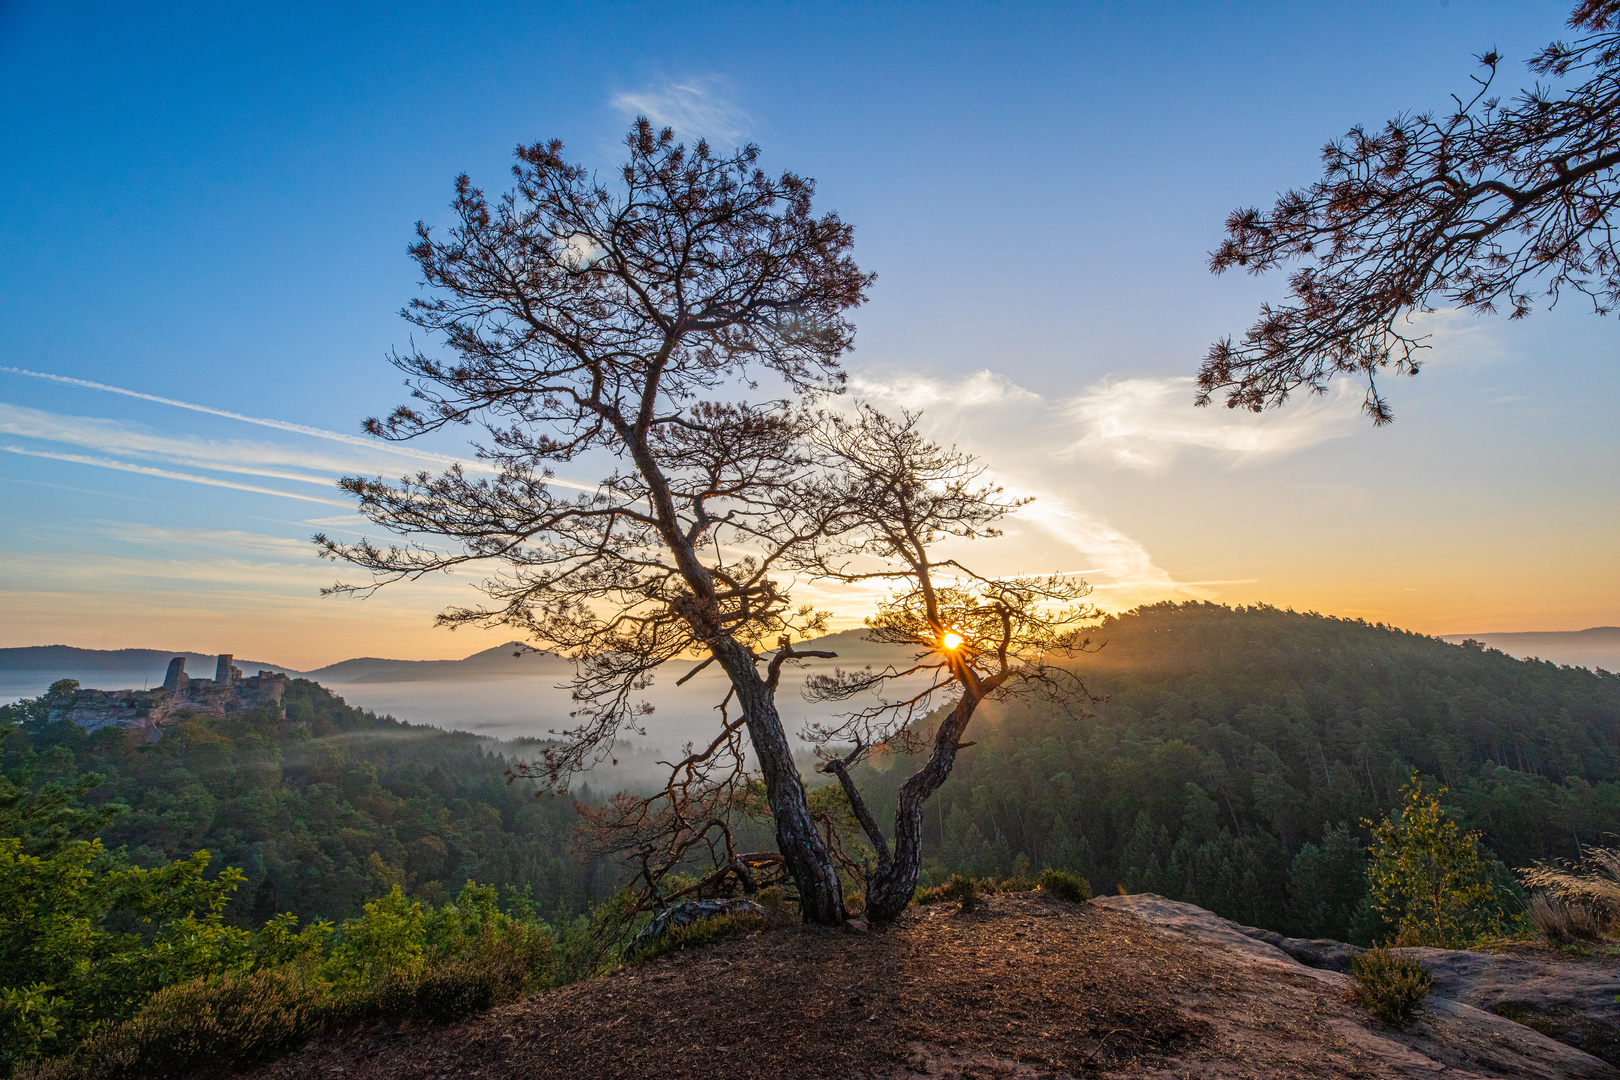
[
  {"xmin": 1036, "ymin": 868, "xmax": 1091, "ymax": 903},
  {"xmin": 1351, "ymin": 948, "xmax": 1434, "ymax": 1026},
  {"xmin": 915, "ymin": 874, "xmax": 978, "ymax": 910},
  {"xmin": 626, "ymin": 912, "xmax": 765, "ymax": 966}
]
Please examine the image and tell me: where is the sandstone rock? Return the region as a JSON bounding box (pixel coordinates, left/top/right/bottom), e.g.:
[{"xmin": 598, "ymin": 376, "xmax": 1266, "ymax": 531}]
[{"xmin": 1095, "ymin": 892, "xmax": 1619, "ymax": 1079}]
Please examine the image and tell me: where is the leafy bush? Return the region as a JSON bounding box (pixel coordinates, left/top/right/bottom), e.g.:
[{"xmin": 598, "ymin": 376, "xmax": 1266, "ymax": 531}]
[
  {"xmin": 1350, "ymin": 948, "xmax": 1434, "ymax": 1026},
  {"xmin": 1364, "ymin": 779, "xmax": 1509, "ymax": 947},
  {"xmin": 1036, "ymin": 868, "xmax": 1091, "ymax": 903},
  {"xmin": 915, "ymin": 874, "xmax": 978, "ymax": 910},
  {"xmin": 26, "ymin": 886, "xmax": 552, "ymax": 1080},
  {"xmin": 0, "ymin": 830, "xmax": 251, "ymax": 1069}
]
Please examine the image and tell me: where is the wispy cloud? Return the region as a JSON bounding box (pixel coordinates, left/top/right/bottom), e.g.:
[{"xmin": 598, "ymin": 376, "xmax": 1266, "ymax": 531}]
[
  {"xmin": 845, "ymin": 370, "xmax": 1220, "ymax": 608},
  {"xmin": 1063, "ymin": 376, "xmax": 1360, "ymax": 471},
  {"xmin": 852, "ymin": 369, "xmax": 1357, "ymax": 474},
  {"xmin": 106, "ymin": 523, "xmax": 317, "ymax": 558},
  {"xmin": 610, "ymin": 76, "xmax": 751, "ymax": 145},
  {"xmin": 1014, "ymin": 498, "xmax": 1203, "ymax": 601},
  {"xmin": 845, "ymin": 365, "xmax": 1367, "ymax": 608}
]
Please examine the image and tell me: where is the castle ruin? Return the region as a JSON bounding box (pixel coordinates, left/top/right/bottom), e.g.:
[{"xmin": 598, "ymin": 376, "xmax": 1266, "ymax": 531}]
[{"xmin": 54, "ymin": 654, "xmax": 290, "ymax": 739}]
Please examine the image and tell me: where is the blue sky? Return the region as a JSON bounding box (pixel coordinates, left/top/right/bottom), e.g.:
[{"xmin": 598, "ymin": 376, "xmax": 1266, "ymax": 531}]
[{"xmin": 1, "ymin": 1, "xmax": 1615, "ymax": 666}]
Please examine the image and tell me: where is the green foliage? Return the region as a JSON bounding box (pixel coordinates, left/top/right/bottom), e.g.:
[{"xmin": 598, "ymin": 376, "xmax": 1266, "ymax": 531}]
[
  {"xmin": 27, "ymin": 883, "xmax": 553, "ymax": 1080},
  {"xmin": 0, "ymin": 827, "xmax": 250, "ymax": 1068},
  {"xmin": 1285, "ymin": 822, "xmax": 1375, "ymax": 943},
  {"xmin": 844, "ymin": 603, "xmax": 1619, "ymax": 941},
  {"xmin": 1036, "ymin": 868, "xmax": 1090, "ymax": 903},
  {"xmin": 0, "ymin": 709, "xmax": 562, "ymax": 1076},
  {"xmin": 915, "ymin": 873, "xmax": 979, "ymax": 909},
  {"xmin": 1351, "ymin": 947, "xmax": 1434, "ymax": 1026},
  {"xmin": 1365, "ymin": 779, "xmax": 1508, "ymax": 947}
]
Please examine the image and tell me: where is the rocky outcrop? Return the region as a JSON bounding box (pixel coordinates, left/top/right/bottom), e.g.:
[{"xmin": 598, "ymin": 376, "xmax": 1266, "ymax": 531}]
[
  {"xmin": 52, "ymin": 654, "xmax": 288, "ymax": 740},
  {"xmin": 1095, "ymin": 892, "xmax": 1620, "ymax": 1078}
]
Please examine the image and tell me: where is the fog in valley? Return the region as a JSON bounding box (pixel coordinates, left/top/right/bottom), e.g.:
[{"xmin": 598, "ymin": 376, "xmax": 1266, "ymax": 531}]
[{"xmin": 0, "ymin": 630, "xmax": 926, "ymax": 791}]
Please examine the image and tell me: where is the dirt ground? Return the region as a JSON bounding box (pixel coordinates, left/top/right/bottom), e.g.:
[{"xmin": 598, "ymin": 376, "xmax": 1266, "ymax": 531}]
[{"xmin": 244, "ymin": 892, "xmax": 1609, "ymax": 1080}]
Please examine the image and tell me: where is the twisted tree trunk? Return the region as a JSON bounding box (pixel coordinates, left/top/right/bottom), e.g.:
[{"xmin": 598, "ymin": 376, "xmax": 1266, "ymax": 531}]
[
  {"xmin": 830, "ymin": 678, "xmax": 1000, "ymax": 923},
  {"xmin": 710, "ymin": 637, "xmax": 846, "ymax": 925}
]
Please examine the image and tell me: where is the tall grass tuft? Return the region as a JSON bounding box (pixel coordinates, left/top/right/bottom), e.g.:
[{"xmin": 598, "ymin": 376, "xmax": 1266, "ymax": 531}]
[{"xmin": 1519, "ymin": 846, "xmax": 1620, "ymax": 940}]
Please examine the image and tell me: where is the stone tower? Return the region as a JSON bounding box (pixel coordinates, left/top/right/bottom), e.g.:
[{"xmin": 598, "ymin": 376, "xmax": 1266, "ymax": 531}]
[{"xmin": 162, "ymin": 656, "xmax": 188, "ymax": 691}]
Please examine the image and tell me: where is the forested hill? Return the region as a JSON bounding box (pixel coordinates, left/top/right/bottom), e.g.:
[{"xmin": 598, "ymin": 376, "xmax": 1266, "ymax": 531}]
[
  {"xmin": 4, "ymin": 604, "xmax": 1617, "ymax": 946},
  {"xmin": 853, "ymin": 602, "xmax": 1620, "ymax": 943},
  {"xmin": 0, "ymin": 680, "xmax": 601, "ymax": 926}
]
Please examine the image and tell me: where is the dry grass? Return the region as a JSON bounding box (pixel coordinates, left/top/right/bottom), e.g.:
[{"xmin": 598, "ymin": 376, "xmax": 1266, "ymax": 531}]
[
  {"xmin": 1529, "ymin": 892, "xmax": 1611, "ymax": 943},
  {"xmin": 1521, "ymin": 847, "xmax": 1620, "ymax": 940}
]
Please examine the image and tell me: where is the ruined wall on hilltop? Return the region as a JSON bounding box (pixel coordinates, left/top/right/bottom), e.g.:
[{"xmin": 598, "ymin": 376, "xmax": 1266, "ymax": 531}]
[{"xmin": 53, "ymin": 654, "xmax": 288, "ymax": 740}]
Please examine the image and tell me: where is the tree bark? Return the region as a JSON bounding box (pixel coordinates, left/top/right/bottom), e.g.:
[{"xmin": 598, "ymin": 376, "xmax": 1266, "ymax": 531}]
[
  {"xmin": 710, "ymin": 637, "xmax": 846, "ymax": 925},
  {"xmin": 858, "ymin": 682, "xmax": 994, "ymax": 923}
]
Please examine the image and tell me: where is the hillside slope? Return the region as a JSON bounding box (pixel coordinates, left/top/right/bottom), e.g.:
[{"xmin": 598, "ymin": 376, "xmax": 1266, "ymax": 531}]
[
  {"xmin": 253, "ymin": 892, "xmax": 1615, "ymax": 1080},
  {"xmin": 848, "ymin": 602, "xmax": 1620, "ymax": 941},
  {"xmin": 0, "ymin": 679, "xmax": 596, "ymax": 924}
]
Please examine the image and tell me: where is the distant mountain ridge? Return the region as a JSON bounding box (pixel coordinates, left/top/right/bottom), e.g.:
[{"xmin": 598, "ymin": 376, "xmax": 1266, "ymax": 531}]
[
  {"xmin": 0, "ymin": 647, "xmax": 301, "ymax": 703},
  {"xmin": 0, "ymin": 645, "xmax": 295, "ymax": 676},
  {"xmin": 9, "ymin": 624, "xmax": 1615, "ymax": 711},
  {"xmin": 1438, "ymin": 627, "xmax": 1620, "ymax": 671},
  {"xmin": 0, "ymin": 633, "xmax": 894, "ymax": 692},
  {"xmin": 0, "ymin": 642, "xmax": 577, "ymax": 702},
  {"xmin": 303, "ymin": 643, "xmax": 563, "ymax": 683}
]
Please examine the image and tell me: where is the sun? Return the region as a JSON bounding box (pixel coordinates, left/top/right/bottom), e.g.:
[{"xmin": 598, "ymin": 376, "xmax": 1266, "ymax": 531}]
[{"xmin": 940, "ymin": 631, "xmax": 965, "ymax": 651}]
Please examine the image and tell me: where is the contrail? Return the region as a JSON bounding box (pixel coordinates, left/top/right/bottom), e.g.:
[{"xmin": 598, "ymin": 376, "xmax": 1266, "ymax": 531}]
[
  {"xmin": 0, "ymin": 365, "xmax": 600, "ymax": 492},
  {"xmin": 1, "ymin": 445, "xmax": 352, "ymax": 506},
  {"xmin": 0, "ymin": 365, "xmax": 457, "ymax": 462}
]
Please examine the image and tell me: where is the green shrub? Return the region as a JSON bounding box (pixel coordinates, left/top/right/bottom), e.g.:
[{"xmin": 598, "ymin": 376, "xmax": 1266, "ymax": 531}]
[
  {"xmin": 30, "ymin": 924, "xmax": 551, "ymax": 1080},
  {"xmin": 27, "ymin": 966, "xmax": 326, "ymax": 1080},
  {"xmin": 24, "ymin": 886, "xmax": 553, "ymax": 1079},
  {"xmin": 1364, "ymin": 779, "xmax": 1510, "ymax": 947},
  {"xmin": 0, "ymin": 830, "xmax": 252, "ymax": 1070},
  {"xmin": 915, "ymin": 874, "xmax": 978, "ymax": 910},
  {"xmin": 628, "ymin": 912, "xmax": 763, "ymax": 965},
  {"xmin": 1037, "ymin": 868, "xmax": 1091, "ymax": 903},
  {"xmin": 1351, "ymin": 947, "xmax": 1434, "ymax": 1026}
]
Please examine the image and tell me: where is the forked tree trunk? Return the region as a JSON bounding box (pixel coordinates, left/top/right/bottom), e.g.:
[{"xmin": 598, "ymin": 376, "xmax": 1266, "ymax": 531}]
[
  {"xmin": 834, "ymin": 685, "xmax": 989, "ymax": 923},
  {"xmin": 710, "ymin": 638, "xmax": 846, "ymax": 925}
]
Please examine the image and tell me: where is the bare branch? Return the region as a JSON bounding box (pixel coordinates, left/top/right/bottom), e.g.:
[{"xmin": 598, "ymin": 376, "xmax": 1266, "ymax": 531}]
[{"xmin": 1200, "ymin": 6, "xmax": 1620, "ymax": 423}]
